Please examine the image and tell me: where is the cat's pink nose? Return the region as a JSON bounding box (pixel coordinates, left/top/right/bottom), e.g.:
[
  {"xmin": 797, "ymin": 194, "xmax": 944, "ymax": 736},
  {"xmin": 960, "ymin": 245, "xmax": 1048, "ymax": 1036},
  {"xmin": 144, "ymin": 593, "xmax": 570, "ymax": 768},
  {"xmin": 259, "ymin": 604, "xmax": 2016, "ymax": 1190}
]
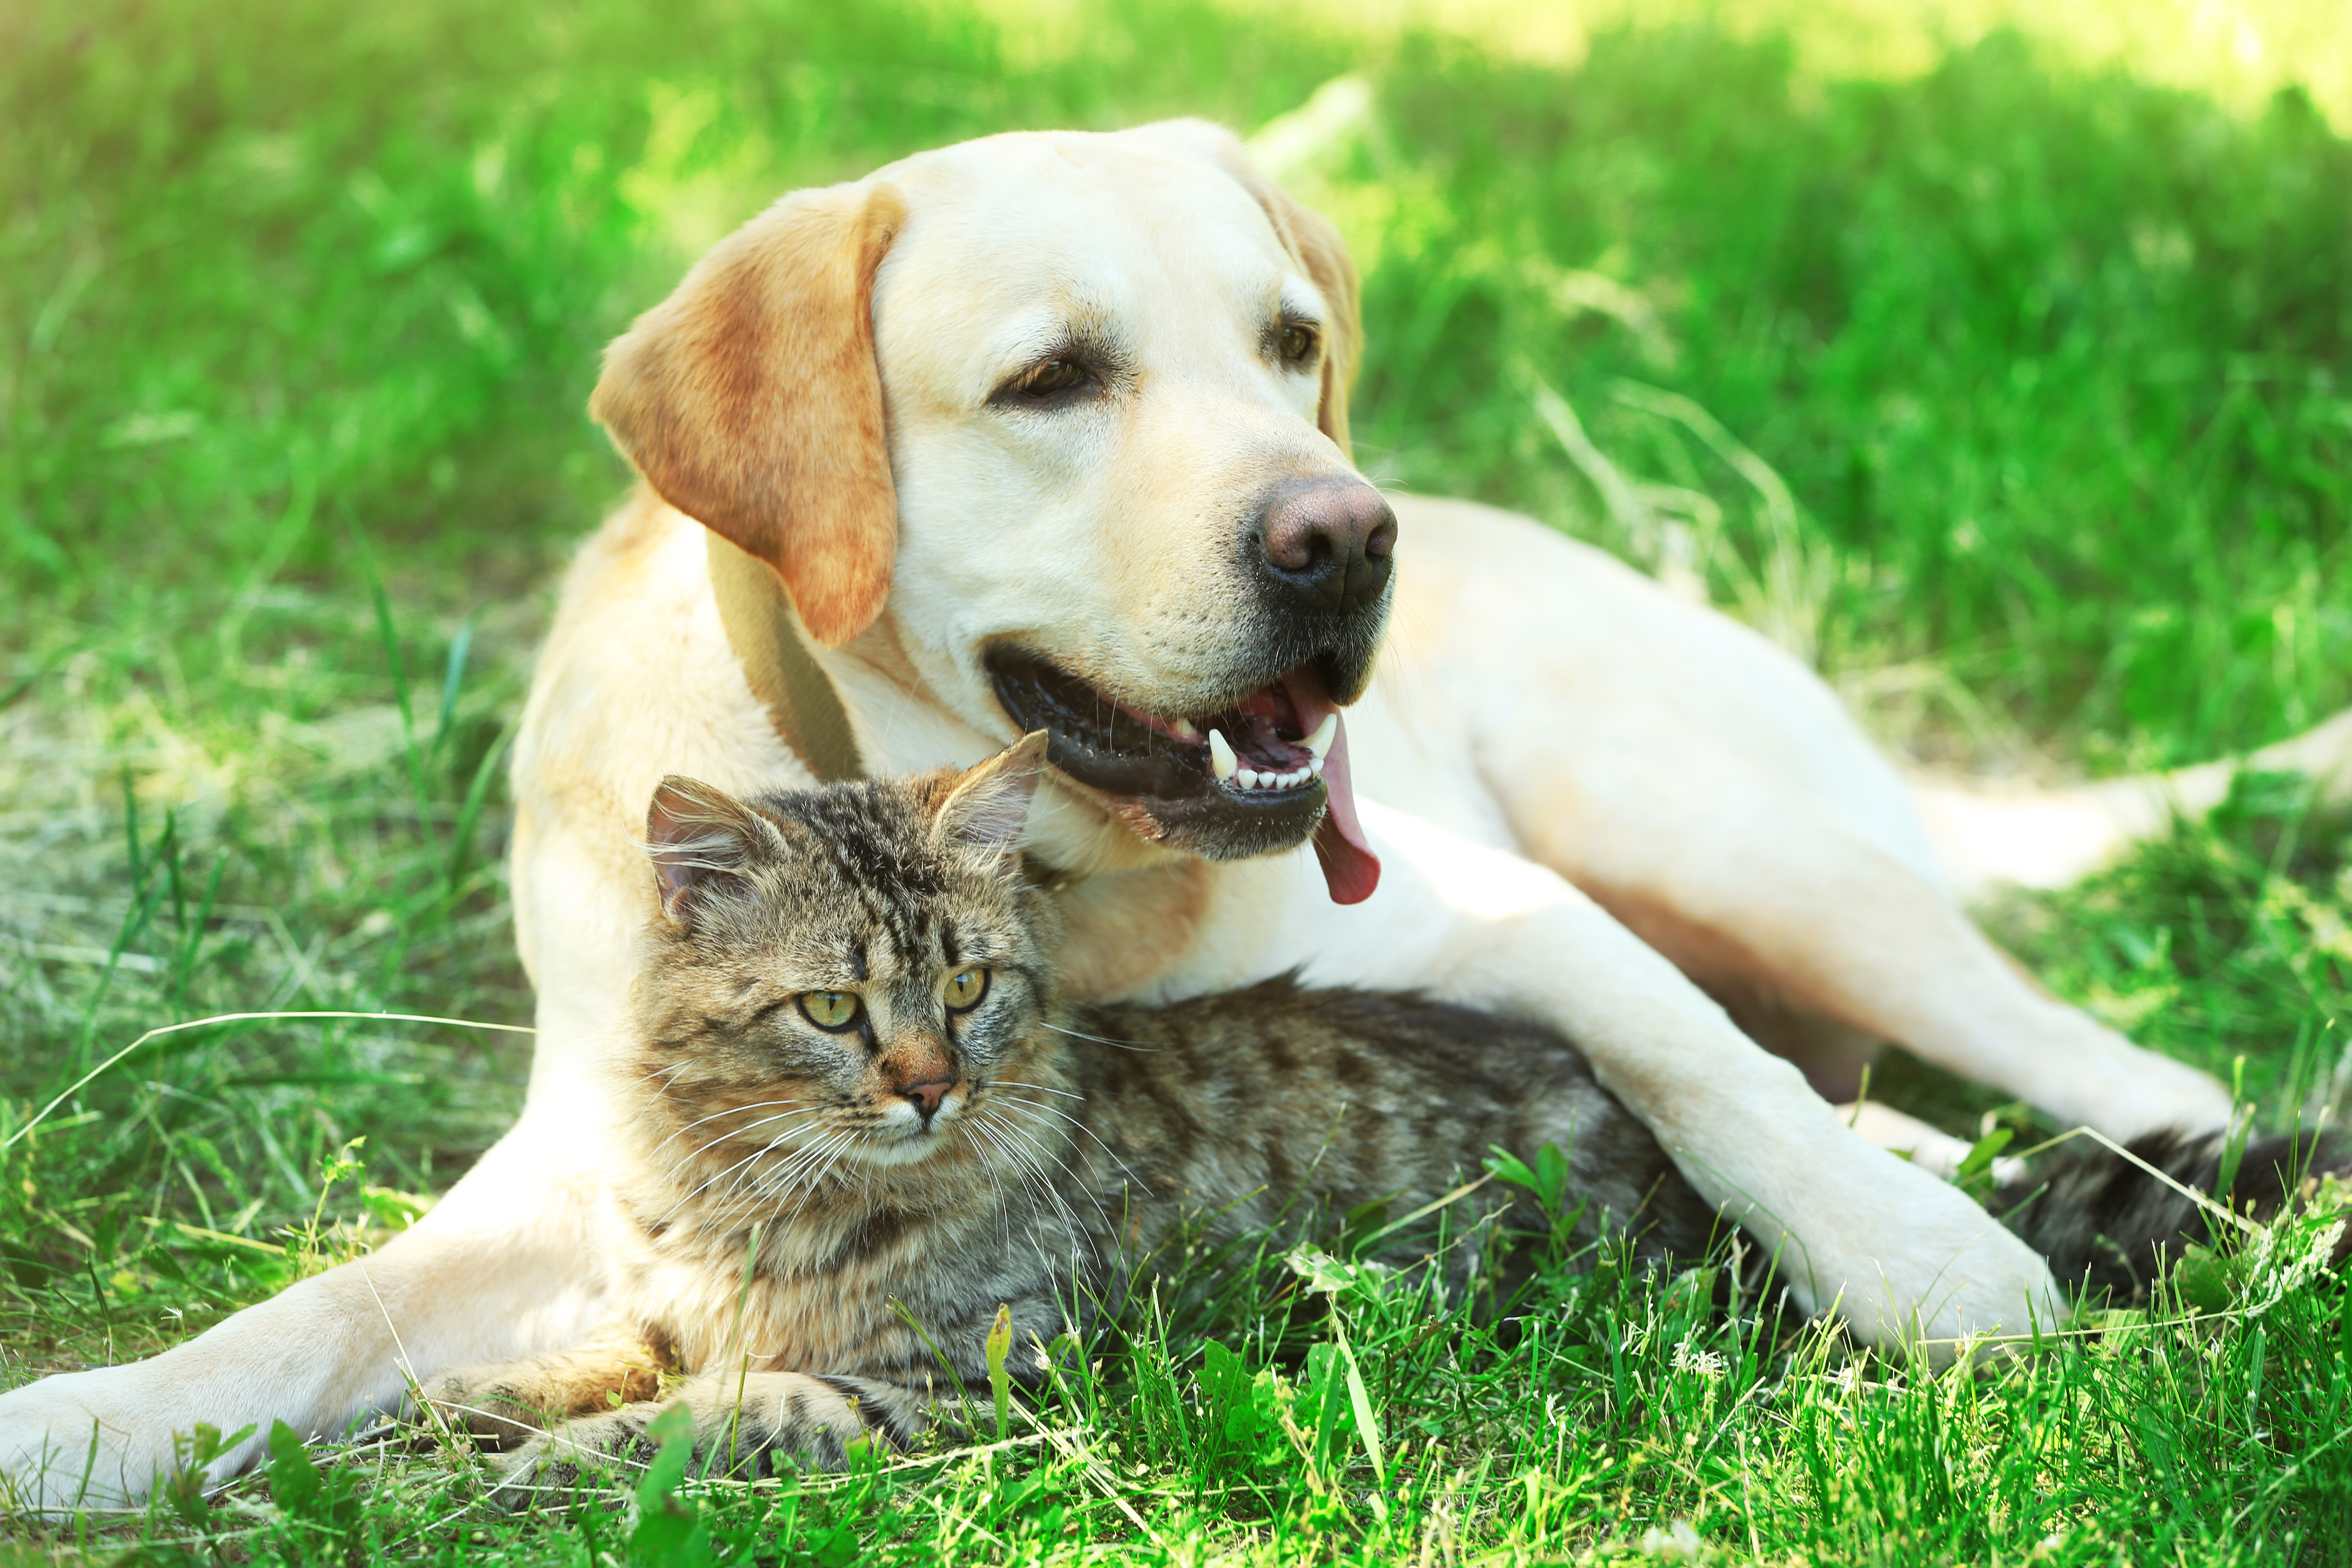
[{"xmin": 903, "ymin": 1080, "xmax": 954, "ymax": 1123}]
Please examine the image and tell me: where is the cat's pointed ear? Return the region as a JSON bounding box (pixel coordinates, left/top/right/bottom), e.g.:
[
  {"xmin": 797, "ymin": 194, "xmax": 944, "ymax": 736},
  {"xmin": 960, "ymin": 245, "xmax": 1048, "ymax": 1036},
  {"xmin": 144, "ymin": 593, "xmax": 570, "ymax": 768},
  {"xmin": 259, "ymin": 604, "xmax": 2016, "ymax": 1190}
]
[
  {"xmin": 934, "ymin": 732, "xmax": 1047, "ymax": 866},
  {"xmin": 645, "ymin": 776, "xmax": 782, "ymax": 927}
]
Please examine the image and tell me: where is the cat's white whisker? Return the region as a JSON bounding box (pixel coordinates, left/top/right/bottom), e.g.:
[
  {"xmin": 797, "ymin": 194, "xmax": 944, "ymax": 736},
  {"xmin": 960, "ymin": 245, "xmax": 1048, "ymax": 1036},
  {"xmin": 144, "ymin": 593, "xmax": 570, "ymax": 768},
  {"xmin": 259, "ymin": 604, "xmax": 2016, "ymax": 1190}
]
[
  {"xmin": 658, "ymin": 1113, "xmax": 838, "ymax": 1228},
  {"xmin": 665, "ymin": 1112, "xmax": 829, "ymax": 1203},
  {"xmin": 1039, "ymin": 1022, "xmax": 1160, "ymax": 1053},
  {"xmin": 777, "ymin": 1131, "xmax": 860, "ymax": 1222},
  {"xmin": 993, "ymin": 1092, "xmax": 1152, "ymax": 1198},
  {"xmin": 987, "ymin": 1105, "xmax": 1118, "ymax": 1254},
  {"xmin": 968, "ymin": 1113, "xmax": 1060, "ymax": 1220},
  {"xmin": 963, "ymin": 1120, "xmax": 1020, "ymax": 1205},
  {"xmin": 992, "ymin": 1079, "xmax": 1084, "ymax": 1100},
  {"xmin": 648, "ymin": 1096, "xmax": 817, "ymax": 1159},
  {"xmin": 661, "ymin": 1110, "xmax": 826, "ymax": 1194},
  {"xmin": 989, "ymin": 1109, "xmax": 1103, "ymax": 1228},
  {"xmin": 750, "ymin": 1126, "xmax": 853, "ymax": 1207},
  {"xmin": 973, "ymin": 1107, "xmax": 1101, "ymax": 1267},
  {"xmin": 960, "ymin": 1123, "xmax": 1036, "ymax": 1263}
]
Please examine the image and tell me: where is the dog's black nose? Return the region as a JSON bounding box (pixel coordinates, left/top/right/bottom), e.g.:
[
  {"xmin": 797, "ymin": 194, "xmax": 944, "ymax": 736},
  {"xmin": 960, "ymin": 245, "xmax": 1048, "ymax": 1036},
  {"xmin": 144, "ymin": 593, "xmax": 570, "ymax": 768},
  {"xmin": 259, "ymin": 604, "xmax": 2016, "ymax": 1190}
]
[{"xmin": 1256, "ymin": 477, "xmax": 1397, "ymax": 616}]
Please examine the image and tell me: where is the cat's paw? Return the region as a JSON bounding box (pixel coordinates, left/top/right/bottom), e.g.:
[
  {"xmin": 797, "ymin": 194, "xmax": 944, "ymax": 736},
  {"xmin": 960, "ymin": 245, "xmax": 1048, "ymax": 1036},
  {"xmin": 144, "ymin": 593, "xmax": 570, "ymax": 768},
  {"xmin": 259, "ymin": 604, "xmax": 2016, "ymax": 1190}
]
[
  {"xmin": 483, "ymin": 1410, "xmax": 664, "ymax": 1507},
  {"xmin": 413, "ymin": 1336, "xmax": 671, "ymax": 1453},
  {"xmin": 412, "ymin": 1367, "xmax": 561, "ymax": 1452},
  {"xmin": 483, "ymin": 1372, "xmax": 909, "ymax": 1506}
]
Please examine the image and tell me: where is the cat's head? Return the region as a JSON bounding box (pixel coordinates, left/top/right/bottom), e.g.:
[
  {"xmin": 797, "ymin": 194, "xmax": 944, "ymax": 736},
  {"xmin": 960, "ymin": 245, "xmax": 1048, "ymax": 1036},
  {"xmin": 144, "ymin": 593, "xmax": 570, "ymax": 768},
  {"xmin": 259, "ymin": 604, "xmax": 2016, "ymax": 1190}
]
[{"xmin": 628, "ymin": 734, "xmax": 1065, "ymax": 1189}]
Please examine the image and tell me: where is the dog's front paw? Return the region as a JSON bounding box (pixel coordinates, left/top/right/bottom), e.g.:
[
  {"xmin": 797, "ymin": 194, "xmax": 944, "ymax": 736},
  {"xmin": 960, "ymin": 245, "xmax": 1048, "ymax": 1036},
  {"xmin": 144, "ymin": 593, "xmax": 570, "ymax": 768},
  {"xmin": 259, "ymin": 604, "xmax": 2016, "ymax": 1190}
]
[
  {"xmin": 0, "ymin": 1364, "xmax": 274, "ymax": 1512},
  {"xmin": 1776, "ymin": 1135, "xmax": 2066, "ymax": 1364},
  {"xmin": 1815, "ymin": 1152, "xmax": 2060, "ymax": 1363}
]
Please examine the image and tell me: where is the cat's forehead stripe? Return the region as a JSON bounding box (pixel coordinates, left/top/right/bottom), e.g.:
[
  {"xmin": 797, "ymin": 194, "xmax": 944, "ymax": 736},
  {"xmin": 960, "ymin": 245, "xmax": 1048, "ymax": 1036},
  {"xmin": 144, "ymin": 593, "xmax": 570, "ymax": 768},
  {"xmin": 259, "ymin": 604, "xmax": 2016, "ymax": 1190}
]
[{"xmin": 749, "ymin": 777, "xmax": 1025, "ymax": 989}]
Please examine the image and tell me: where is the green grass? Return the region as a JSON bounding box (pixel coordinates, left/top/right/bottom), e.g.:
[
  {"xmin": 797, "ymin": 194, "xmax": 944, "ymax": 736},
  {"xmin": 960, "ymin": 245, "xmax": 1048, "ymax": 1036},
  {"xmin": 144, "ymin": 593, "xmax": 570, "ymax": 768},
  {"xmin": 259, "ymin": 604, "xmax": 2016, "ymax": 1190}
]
[{"xmin": 4, "ymin": 0, "xmax": 2351, "ymax": 1560}]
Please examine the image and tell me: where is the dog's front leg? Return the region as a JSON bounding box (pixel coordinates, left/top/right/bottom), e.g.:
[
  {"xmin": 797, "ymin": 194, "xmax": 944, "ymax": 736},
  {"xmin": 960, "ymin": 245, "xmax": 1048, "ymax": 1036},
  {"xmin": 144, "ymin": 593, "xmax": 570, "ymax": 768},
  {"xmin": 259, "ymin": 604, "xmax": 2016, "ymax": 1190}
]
[
  {"xmin": 0, "ymin": 1114, "xmax": 612, "ymax": 1510},
  {"xmin": 1236, "ymin": 804, "xmax": 2066, "ymax": 1359}
]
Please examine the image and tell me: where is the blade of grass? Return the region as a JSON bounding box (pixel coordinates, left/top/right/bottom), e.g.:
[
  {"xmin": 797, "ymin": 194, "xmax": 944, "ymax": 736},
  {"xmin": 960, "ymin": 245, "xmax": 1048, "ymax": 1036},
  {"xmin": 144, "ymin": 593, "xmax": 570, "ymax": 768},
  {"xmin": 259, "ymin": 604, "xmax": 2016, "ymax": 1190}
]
[
  {"xmin": 7, "ymin": 1011, "xmax": 536, "ymax": 1151},
  {"xmin": 352, "ymin": 525, "xmax": 441, "ymax": 861},
  {"xmin": 430, "ymin": 612, "xmax": 476, "ymax": 771}
]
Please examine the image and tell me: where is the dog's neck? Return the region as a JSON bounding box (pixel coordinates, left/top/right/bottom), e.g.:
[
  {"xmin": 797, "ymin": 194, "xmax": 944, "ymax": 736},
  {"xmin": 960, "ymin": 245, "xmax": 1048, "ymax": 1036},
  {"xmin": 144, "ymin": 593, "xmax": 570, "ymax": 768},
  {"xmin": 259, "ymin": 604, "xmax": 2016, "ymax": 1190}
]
[{"xmin": 705, "ymin": 530, "xmax": 864, "ymax": 783}]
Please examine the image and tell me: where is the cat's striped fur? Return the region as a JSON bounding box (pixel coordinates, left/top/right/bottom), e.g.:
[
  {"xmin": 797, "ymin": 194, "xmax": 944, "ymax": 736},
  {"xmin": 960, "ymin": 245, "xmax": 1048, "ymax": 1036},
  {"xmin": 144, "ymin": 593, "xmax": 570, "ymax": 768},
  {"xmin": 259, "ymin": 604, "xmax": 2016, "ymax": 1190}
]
[{"xmin": 423, "ymin": 737, "xmax": 2348, "ymax": 1490}]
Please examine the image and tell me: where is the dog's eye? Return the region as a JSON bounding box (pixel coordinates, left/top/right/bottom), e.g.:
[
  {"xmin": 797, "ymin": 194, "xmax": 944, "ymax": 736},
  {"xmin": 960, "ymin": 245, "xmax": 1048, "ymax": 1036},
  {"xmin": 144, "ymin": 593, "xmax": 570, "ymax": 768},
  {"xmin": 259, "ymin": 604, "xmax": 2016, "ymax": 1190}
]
[
  {"xmin": 798, "ymin": 991, "xmax": 862, "ymax": 1031},
  {"xmin": 1278, "ymin": 324, "xmax": 1319, "ymax": 365},
  {"xmin": 943, "ymin": 966, "xmax": 989, "ymax": 1013},
  {"xmin": 1017, "ymin": 358, "xmax": 1089, "ymax": 397}
]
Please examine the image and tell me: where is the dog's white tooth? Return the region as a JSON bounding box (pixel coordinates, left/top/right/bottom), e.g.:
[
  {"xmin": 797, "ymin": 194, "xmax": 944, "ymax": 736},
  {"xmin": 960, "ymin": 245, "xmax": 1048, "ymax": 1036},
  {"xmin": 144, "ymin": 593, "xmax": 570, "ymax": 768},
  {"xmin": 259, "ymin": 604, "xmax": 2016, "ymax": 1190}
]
[
  {"xmin": 1238, "ymin": 768, "xmax": 1260, "ymax": 789},
  {"xmin": 1170, "ymin": 717, "xmax": 1200, "ymax": 741},
  {"xmin": 1303, "ymin": 713, "xmax": 1339, "ymax": 761},
  {"xmin": 1289, "ymin": 768, "xmax": 1308, "ymax": 787},
  {"xmin": 1309, "ymin": 754, "xmax": 1324, "ymax": 776},
  {"xmin": 1209, "ymin": 729, "xmax": 1238, "ymax": 781}
]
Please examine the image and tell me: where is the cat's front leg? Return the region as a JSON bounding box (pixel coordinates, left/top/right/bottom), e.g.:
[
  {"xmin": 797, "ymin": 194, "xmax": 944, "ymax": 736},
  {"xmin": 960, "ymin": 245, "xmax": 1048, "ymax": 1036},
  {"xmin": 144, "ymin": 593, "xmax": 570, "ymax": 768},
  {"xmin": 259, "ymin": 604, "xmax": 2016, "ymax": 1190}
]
[{"xmin": 491, "ymin": 1370, "xmax": 956, "ymax": 1501}]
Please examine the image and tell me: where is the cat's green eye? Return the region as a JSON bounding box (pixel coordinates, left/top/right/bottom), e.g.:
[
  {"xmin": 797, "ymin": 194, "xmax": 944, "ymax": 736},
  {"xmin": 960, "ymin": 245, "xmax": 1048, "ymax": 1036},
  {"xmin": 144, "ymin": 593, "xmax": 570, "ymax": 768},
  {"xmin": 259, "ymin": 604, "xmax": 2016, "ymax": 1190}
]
[
  {"xmin": 943, "ymin": 966, "xmax": 989, "ymax": 1013},
  {"xmin": 798, "ymin": 991, "xmax": 861, "ymax": 1031}
]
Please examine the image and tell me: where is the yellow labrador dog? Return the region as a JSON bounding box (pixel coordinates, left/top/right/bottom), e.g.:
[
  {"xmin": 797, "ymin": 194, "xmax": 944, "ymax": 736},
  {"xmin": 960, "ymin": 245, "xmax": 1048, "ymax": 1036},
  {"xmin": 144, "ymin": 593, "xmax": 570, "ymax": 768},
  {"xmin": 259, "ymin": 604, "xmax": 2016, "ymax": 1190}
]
[{"xmin": 9, "ymin": 120, "xmax": 2345, "ymax": 1508}]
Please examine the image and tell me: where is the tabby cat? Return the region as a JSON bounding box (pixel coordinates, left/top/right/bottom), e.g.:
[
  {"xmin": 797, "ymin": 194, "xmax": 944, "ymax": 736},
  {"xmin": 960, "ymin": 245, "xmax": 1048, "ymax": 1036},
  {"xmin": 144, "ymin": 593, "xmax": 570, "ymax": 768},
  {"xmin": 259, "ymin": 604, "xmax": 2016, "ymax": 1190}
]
[{"xmin": 425, "ymin": 735, "xmax": 2345, "ymax": 1489}]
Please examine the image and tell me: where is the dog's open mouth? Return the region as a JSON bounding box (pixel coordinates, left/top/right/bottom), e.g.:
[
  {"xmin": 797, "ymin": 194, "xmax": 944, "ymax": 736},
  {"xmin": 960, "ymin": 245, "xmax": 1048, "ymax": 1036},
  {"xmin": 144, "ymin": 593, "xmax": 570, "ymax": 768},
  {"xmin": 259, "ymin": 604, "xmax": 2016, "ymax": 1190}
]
[{"xmin": 986, "ymin": 647, "xmax": 1380, "ymax": 903}]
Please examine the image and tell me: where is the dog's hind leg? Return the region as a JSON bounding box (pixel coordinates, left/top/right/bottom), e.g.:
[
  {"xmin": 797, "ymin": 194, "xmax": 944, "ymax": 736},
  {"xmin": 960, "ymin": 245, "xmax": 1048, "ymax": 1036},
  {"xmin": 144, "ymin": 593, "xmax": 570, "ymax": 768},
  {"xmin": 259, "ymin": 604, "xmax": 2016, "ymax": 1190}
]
[
  {"xmin": 1911, "ymin": 705, "xmax": 2352, "ymax": 899},
  {"xmin": 1494, "ymin": 719, "xmax": 2231, "ymax": 1141}
]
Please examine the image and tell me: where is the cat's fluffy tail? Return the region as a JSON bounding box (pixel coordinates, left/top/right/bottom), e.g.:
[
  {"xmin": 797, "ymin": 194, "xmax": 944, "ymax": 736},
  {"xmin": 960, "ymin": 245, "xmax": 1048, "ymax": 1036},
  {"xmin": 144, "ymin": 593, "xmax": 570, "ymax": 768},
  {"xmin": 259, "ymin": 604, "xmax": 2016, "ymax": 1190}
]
[{"xmin": 1991, "ymin": 1127, "xmax": 2352, "ymax": 1302}]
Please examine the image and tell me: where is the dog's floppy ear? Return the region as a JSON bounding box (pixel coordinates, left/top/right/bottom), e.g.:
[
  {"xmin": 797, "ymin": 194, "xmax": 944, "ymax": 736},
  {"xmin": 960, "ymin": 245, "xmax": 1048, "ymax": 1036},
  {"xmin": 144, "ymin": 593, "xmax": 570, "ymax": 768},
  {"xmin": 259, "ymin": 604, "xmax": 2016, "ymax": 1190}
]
[
  {"xmin": 1154, "ymin": 122, "xmax": 1362, "ymax": 458},
  {"xmin": 592, "ymin": 181, "xmax": 906, "ymax": 648},
  {"xmin": 1236, "ymin": 165, "xmax": 1360, "ymax": 457}
]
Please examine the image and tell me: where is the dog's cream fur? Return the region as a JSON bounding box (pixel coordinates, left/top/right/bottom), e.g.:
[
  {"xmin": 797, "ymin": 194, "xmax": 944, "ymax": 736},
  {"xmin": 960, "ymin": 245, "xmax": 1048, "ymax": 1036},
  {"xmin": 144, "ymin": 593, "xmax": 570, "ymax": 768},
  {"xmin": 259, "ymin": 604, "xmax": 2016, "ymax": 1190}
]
[{"xmin": 8, "ymin": 120, "xmax": 2334, "ymax": 1509}]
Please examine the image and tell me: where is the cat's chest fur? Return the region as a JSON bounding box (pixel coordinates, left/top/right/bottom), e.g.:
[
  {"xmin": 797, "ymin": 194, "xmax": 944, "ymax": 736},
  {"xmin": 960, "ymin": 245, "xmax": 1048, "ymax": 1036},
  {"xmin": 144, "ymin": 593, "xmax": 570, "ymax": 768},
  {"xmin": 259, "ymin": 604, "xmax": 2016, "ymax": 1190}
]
[{"xmin": 607, "ymin": 1085, "xmax": 1089, "ymax": 1379}]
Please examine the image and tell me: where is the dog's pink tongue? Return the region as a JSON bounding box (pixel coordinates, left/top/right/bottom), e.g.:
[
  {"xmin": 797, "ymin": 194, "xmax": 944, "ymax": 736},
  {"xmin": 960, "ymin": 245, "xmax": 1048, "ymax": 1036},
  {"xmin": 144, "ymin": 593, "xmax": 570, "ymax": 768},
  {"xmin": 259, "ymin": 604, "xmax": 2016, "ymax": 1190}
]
[{"xmin": 1311, "ymin": 715, "xmax": 1380, "ymax": 905}]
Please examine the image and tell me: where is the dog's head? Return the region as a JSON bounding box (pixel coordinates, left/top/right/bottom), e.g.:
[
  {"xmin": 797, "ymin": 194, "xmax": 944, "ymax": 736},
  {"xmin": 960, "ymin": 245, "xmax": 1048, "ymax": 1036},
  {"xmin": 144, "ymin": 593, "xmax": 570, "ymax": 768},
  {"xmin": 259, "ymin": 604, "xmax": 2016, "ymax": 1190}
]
[{"xmin": 591, "ymin": 121, "xmax": 1386, "ymax": 902}]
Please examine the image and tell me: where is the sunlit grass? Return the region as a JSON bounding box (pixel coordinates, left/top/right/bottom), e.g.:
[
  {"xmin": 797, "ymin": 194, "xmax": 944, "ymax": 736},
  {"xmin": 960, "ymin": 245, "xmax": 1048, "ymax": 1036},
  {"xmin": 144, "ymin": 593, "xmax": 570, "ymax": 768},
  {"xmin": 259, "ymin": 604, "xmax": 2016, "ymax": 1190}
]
[
  {"xmin": 4, "ymin": 0, "xmax": 2351, "ymax": 1560},
  {"xmin": 1007, "ymin": 0, "xmax": 2352, "ymax": 127}
]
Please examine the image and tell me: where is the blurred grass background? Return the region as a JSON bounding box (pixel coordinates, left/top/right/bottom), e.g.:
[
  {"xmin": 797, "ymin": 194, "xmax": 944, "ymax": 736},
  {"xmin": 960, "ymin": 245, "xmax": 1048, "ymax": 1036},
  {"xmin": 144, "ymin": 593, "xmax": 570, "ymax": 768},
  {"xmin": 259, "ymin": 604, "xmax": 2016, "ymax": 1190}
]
[{"xmin": 3, "ymin": 0, "xmax": 2351, "ymax": 1558}]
